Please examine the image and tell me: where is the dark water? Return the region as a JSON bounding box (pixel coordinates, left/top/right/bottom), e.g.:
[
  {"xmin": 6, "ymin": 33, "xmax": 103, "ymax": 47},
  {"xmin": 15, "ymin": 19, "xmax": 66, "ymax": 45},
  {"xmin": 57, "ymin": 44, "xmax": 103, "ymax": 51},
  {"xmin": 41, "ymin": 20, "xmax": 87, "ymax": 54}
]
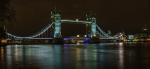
[{"xmin": 1, "ymin": 42, "xmax": 150, "ymax": 69}]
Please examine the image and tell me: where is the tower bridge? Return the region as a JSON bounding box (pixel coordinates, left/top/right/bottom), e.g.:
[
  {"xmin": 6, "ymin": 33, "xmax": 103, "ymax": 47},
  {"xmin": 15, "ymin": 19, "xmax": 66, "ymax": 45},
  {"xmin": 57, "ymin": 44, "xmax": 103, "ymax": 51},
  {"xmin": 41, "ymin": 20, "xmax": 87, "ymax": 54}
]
[{"xmin": 5, "ymin": 9, "xmax": 119, "ymax": 43}]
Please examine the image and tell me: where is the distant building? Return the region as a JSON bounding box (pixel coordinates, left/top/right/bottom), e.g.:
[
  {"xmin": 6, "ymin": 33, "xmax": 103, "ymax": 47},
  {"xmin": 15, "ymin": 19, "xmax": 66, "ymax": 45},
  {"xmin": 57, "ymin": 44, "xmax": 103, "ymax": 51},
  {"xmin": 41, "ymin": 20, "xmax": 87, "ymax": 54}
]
[
  {"xmin": 142, "ymin": 25, "xmax": 149, "ymax": 37},
  {"xmin": 128, "ymin": 35, "xmax": 134, "ymax": 40}
]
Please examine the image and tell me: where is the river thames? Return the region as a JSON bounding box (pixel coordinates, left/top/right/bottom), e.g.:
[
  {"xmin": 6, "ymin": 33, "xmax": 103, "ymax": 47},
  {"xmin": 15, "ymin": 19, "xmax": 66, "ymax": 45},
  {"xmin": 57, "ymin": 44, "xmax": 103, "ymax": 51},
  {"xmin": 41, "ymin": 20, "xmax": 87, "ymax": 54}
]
[{"xmin": 0, "ymin": 42, "xmax": 150, "ymax": 69}]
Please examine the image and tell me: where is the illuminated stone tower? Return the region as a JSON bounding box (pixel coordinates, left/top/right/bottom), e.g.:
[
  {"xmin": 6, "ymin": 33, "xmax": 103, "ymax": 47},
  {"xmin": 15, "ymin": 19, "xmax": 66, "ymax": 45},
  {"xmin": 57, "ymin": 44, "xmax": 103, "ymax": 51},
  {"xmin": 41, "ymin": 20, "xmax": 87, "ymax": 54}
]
[
  {"xmin": 51, "ymin": 9, "xmax": 62, "ymax": 38},
  {"xmin": 86, "ymin": 14, "xmax": 97, "ymax": 37},
  {"xmin": 90, "ymin": 17, "xmax": 97, "ymax": 37}
]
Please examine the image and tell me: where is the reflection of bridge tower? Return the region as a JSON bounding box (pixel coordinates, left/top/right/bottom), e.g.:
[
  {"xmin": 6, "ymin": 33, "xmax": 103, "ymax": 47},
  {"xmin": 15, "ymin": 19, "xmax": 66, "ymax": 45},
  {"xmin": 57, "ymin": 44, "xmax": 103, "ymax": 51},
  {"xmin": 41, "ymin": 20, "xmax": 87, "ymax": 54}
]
[
  {"xmin": 51, "ymin": 9, "xmax": 62, "ymax": 38},
  {"xmin": 86, "ymin": 15, "xmax": 97, "ymax": 38}
]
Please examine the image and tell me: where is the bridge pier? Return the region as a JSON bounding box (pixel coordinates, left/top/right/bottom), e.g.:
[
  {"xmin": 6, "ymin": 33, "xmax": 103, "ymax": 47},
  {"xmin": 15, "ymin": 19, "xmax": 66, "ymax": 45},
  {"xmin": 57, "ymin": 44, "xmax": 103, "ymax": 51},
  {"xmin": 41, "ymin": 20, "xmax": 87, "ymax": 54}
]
[
  {"xmin": 90, "ymin": 37, "xmax": 100, "ymax": 43},
  {"xmin": 52, "ymin": 38, "xmax": 64, "ymax": 44}
]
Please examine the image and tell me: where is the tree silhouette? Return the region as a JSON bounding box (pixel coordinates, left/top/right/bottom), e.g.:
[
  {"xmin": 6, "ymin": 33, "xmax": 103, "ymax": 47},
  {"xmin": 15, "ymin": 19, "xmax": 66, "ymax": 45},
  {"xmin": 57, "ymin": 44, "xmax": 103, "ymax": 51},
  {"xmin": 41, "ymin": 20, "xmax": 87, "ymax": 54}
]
[{"xmin": 0, "ymin": 0, "xmax": 15, "ymax": 38}]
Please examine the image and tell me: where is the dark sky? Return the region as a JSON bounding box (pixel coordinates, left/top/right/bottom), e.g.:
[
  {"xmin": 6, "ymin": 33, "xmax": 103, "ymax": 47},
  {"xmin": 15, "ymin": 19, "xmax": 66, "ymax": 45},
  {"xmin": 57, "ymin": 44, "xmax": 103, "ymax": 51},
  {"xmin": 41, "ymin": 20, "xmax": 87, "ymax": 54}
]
[{"xmin": 7, "ymin": 0, "xmax": 150, "ymax": 36}]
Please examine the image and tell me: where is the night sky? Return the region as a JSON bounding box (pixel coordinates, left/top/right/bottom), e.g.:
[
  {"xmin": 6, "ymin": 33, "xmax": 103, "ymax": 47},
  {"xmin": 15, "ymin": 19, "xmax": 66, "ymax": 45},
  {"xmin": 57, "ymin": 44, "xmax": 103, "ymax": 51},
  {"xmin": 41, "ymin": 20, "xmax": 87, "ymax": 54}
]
[{"xmin": 7, "ymin": 0, "xmax": 150, "ymax": 36}]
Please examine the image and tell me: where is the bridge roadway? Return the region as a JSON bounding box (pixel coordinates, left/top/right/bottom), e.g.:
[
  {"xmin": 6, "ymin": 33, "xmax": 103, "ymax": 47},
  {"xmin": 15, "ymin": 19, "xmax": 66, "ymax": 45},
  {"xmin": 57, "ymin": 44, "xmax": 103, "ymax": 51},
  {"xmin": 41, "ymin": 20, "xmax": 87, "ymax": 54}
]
[{"xmin": 61, "ymin": 19, "xmax": 92, "ymax": 24}]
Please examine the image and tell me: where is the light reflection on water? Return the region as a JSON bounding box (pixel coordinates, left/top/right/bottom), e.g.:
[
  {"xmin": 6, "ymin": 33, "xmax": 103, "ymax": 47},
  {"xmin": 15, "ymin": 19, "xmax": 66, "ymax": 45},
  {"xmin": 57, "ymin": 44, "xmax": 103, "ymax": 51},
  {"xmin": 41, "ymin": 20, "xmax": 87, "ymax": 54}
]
[
  {"xmin": 0, "ymin": 43, "xmax": 150, "ymax": 69},
  {"xmin": 118, "ymin": 42, "xmax": 124, "ymax": 69}
]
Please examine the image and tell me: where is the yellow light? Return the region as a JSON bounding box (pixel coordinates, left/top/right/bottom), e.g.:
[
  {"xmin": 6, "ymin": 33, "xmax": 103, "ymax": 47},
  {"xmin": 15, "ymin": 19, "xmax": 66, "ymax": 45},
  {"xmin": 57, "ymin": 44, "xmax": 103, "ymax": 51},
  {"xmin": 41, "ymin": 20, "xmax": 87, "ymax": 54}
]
[
  {"xmin": 93, "ymin": 34, "xmax": 96, "ymax": 37},
  {"xmin": 75, "ymin": 19, "xmax": 79, "ymax": 22},
  {"xmin": 77, "ymin": 35, "xmax": 80, "ymax": 37},
  {"xmin": 1, "ymin": 39, "xmax": 7, "ymax": 43},
  {"xmin": 119, "ymin": 42, "xmax": 123, "ymax": 46},
  {"xmin": 84, "ymin": 35, "xmax": 87, "ymax": 37}
]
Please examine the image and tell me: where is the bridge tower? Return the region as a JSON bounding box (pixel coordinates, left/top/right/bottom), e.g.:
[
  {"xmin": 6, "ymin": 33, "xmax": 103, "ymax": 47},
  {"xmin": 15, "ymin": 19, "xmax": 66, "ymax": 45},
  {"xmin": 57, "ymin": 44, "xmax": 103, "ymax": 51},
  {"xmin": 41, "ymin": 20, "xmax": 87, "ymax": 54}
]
[
  {"xmin": 51, "ymin": 9, "xmax": 62, "ymax": 38},
  {"xmin": 90, "ymin": 17, "xmax": 97, "ymax": 37},
  {"xmin": 86, "ymin": 15, "xmax": 97, "ymax": 38}
]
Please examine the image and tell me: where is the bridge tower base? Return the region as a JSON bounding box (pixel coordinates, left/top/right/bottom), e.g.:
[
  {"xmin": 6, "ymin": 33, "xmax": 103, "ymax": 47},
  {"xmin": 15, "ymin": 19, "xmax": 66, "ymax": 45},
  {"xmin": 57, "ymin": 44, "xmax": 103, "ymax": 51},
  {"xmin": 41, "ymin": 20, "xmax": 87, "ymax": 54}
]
[{"xmin": 52, "ymin": 38, "xmax": 64, "ymax": 44}]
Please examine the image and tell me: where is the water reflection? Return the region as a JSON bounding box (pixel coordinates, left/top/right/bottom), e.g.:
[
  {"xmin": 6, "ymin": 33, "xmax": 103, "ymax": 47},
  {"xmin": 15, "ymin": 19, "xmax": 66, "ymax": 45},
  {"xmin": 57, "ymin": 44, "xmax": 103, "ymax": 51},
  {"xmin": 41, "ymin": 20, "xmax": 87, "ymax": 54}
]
[
  {"xmin": 118, "ymin": 42, "xmax": 124, "ymax": 69},
  {"xmin": 0, "ymin": 43, "xmax": 150, "ymax": 69}
]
